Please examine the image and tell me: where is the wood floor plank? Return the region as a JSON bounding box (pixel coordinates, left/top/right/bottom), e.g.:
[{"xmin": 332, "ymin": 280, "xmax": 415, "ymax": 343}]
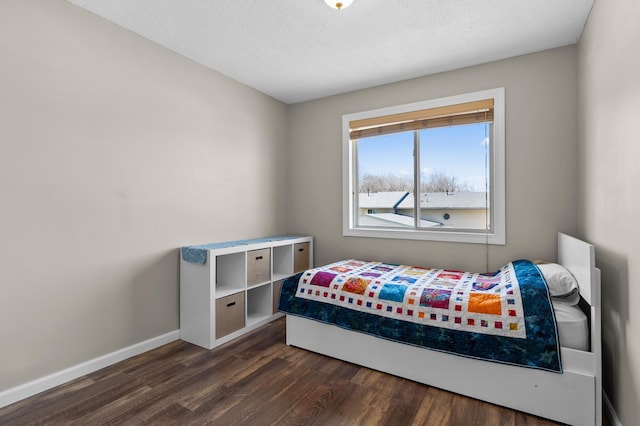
[
  {"xmin": 199, "ymin": 365, "xmax": 321, "ymax": 425},
  {"xmin": 140, "ymin": 402, "xmax": 193, "ymax": 425},
  {"xmin": 412, "ymin": 388, "xmax": 452, "ymax": 425},
  {"xmin": 69, "ymin": 385, "xmax": 153, "ymax": 425},
  {"xmin": 0, "ymin": 376, "xmax": 95, "ymax": 419},
  {"xmin": 2, "ymin": 373, "xmax": 145, "ymax": 425},
  {"xmin": 261, "ymin": 373, "xmax": 336, "ymax": 425},
  {"xmin": 106, "ymin": 357, "xmax": 241, "ymax": 423},
  {"xmin": 304, "ymin": 381, "xmax": 370, "ymax": 426},
  {"xmin": 0, "ymin": 317, "xmax": 584, "ymax": 426},
  {"xmin": 186, "ymin": 357, "xmax": 292, "ymax": 419},
  {"xmin": 379, "ymin": 382, "xmax": 431, "ymax": 425}
]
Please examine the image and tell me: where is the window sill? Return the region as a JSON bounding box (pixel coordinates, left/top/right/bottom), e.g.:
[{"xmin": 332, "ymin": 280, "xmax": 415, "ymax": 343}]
[{"xmin": 343, "ymin": 227, "xmax": 505, "ymax": 245}]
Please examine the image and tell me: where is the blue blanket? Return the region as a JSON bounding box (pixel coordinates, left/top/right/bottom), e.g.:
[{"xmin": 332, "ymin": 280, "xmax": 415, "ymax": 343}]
[{"xmin": 279, "ymin": 259, "xmax": 562, "ymax": 372}]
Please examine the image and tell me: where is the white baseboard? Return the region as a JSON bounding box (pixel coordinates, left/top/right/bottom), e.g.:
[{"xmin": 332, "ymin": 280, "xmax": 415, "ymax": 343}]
[
  {"xmin": 0, "ymin": 330, "xmax": 180, "ymax": 409},
  {"xmin": 603, "ymin": 390, "xmax": 623, "ymax": 426}
]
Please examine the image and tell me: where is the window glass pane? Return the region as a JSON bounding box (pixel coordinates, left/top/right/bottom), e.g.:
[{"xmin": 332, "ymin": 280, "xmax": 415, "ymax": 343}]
[
  {"xmin": 418, "ymin": 123, "xmax": 490, "ymax": 231},
  {"xmin": 356, "ymin": 132, "xmax": 415, "ymax": 228}
]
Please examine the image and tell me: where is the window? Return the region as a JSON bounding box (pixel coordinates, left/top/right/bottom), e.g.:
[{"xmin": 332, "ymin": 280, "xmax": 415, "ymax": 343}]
[{"xmin": 342, "ymin": 88, "xmax": 505, "ymax": 244}]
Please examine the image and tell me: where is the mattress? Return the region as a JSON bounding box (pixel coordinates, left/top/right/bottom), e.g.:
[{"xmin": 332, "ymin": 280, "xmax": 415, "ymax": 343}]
[{"xmin": 553, "ymin": 301, "xmax": 589, "ymax": 351}]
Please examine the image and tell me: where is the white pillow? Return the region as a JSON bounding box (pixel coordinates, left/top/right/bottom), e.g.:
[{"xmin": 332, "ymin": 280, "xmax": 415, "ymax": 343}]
[
  {"xmin": 551, "ymin": 288, "xmax": 580, "ymax": 305},
  {"xmin": 536, "ymin": 263, "xmax": 579, "ymax": 298}
]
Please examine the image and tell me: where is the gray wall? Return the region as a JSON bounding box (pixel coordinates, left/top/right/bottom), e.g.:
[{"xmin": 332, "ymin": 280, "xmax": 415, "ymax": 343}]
[
  {"xmin": 0, "ymin": 0, "xmax": 288, "ymax": 391},
  {"xmin": 288, "ymin": 46, "xmax": 579, "ymax": 272},
  {"xmin": 578, "ymin": 0, "xmax": 640, "ymax": 424}
]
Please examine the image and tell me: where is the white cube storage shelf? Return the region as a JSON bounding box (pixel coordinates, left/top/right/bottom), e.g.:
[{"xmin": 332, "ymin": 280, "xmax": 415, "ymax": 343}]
[{"xmin": 180, "ymin": 236, "xmax": 313, "ymax": 349}]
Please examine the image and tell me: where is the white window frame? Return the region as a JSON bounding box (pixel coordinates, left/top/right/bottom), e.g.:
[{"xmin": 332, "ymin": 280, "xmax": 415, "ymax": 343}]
[{"xmin": 342, "ymin": 88, "xmax": 505, "ymax": 245}]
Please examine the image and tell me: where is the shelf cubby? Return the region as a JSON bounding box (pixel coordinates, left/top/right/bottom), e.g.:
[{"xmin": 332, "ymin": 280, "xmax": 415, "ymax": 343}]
[
  {"xmin": 247, "ymin": 284, "xmax": 272, "ymax": 326},
  {"xmin": 215, "ymin": 251, "xmax": 246, "ymax": 298}
]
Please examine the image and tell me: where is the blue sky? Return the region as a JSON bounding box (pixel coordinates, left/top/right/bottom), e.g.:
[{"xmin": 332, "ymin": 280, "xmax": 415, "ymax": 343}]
[{"xmin": 357, "ymin": 123, "xmax": 489, "ymax": 191}]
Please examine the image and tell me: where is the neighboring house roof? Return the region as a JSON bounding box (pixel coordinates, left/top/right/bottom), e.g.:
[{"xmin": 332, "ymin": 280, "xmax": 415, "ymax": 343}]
[
  {"xmin": 358, "ymin": 213, "xmax": 441, "ymax": 228},
  {"xmin": 358, "ymin": 191, "xmax": 410, "ymax": 209},
  {"xmin": 359, "ymin": 191, "xmax": 489, "ymax": 210}
]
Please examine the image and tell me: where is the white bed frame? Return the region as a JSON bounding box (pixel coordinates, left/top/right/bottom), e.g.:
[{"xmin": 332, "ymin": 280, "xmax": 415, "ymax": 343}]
[{"xmin": 285, "ymin": 233, "xmax": 602, "ymax": 426}]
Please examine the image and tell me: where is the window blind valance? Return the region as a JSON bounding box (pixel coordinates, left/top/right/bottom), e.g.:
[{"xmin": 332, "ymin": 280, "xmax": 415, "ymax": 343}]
[{"xmin": 349, "ymin": 99, "xmax": 494, "ymax": 140}]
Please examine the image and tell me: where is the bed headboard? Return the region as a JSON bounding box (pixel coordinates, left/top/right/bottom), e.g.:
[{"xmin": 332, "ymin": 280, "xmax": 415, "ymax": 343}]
[{"xmin": 557, "ymin": 232, "xmax": 600, "ymax": 306}]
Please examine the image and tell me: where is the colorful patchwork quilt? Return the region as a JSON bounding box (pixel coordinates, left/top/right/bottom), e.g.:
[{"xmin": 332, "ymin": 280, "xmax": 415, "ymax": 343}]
[{"xmin": 278, "ymin": 259, "xmax": 562, "ymax": 372}]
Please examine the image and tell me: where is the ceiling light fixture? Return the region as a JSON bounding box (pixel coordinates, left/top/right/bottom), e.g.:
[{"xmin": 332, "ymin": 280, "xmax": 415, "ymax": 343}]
[{"xmin": 324, "ymin": 0, "xmax": 353, "ymax": 10}]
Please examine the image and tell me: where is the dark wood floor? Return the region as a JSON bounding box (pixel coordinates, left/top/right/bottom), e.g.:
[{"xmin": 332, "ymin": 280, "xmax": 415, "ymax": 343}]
[{"xmin": 0, "ymin": 317, "xmax": 573, "ymax": 425}]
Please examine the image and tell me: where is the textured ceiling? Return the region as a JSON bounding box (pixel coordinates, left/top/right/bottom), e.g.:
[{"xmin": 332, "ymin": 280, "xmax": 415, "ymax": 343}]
[{"xmin": 66, "ymin": 0, "xmax": 593, "ymax": 104}]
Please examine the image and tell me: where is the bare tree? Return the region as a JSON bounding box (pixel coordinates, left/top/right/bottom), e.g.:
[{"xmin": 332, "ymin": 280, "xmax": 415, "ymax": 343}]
[
  {"xmin": 421, "ymin": 171, "xmax": 473, "ymax": 192},
  {"xmin": 359, "ymin": 171, "xmax": 474, "ymax": 193},
  {"xmin": 359, "ymin": 173, "xmax": 413, "ymax": 193}
]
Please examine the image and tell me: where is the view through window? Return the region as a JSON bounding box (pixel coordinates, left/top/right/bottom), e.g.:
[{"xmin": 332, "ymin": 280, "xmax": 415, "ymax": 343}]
[{"xmin": 343, "ymin": 88, "xmax": 505, "ymax": 244}]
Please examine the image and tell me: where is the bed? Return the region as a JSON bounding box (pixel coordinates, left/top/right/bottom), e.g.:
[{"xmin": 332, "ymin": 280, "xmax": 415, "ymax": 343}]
[{"xmin": 279, "ymin": 233, "xmax": 602, "ymax": 426}]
